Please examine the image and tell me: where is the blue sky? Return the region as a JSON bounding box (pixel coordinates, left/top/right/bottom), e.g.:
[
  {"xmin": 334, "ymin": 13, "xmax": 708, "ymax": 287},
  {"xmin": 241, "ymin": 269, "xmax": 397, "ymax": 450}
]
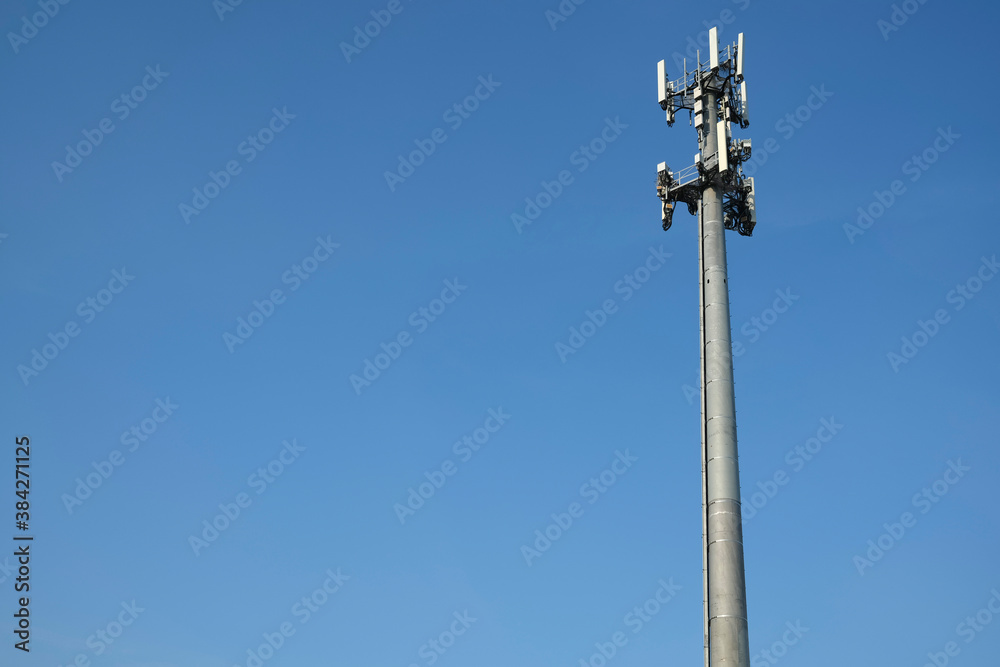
[{"xmin": 2, "ymin": 0, "xmax": 999, "ymax": 665}]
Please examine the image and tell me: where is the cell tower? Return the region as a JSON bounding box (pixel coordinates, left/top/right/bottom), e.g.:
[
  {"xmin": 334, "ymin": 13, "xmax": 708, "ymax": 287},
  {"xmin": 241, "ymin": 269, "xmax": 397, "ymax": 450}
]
[{"xmin": 655, "ymin": 28, "xmax": 755, "ymax": 667}]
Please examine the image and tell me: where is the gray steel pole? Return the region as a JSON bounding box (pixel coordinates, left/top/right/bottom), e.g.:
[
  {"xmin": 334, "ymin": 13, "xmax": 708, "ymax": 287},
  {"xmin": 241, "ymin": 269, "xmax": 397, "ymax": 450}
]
[{"xmin": 700, "ymin": 89, "xmax": 751, "ymax": 667}]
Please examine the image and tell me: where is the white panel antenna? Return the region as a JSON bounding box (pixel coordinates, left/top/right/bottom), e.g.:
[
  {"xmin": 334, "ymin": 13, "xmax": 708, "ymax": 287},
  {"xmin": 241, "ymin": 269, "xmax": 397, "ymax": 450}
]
[
  {"xmin": 736, "ymin": 33, "xmax": 744, "ymax": 79},
  {"xmin": 709, "ymin": 27, "xmax": 719, "ymax": 69},
  {"xmin": 717, "ymin": 120, "xmax": 729, "ymax": 172},
  {"xmin": 658, "ymin": 60, "xmax": 668, "ymax": 106},
  {"xmin": 741, "ymin": 80, "xmax": 749, "ymax": 123}
]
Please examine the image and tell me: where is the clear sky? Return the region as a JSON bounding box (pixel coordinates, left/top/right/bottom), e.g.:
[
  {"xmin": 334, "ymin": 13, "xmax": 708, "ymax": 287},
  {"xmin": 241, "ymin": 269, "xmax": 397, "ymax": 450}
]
[{"xmin": 2, "ymin": 0, "xmax": 999, "ymax": 665}]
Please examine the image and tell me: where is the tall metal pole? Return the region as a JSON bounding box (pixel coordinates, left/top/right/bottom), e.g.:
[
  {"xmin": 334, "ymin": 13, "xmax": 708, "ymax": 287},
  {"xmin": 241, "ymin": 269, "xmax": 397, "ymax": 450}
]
[
  {"xmin": 699, "ymin": 198, "xmax": 710, "ymax": 667},
  {"xmin": 655, "ymin": 29, "xmax": 756, "ymax": 667},
  {"xmin": 700, "ymin": 90, "xmax": 750, "ymax": 667}
]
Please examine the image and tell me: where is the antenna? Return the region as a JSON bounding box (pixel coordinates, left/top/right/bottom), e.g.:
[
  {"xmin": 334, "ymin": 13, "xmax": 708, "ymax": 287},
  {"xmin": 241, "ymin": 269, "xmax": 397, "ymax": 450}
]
[
  {"xmin": 709, "ymin": 27, "xmax": 719, "ymax": 70},
  {"xmin": 658, "ymin": 60, "xmax": 668, "ymax": 107},
  {"xmin": 651, "ymin": 30, "xmax": 757, "ymax": 667},
  {"xmin": 717, "ymin": 120, "xmax": 729, "ymax": 172},
  {"xmin": 740, "ymin": 80, "xmax": 749, "ymax": 124},
  {"xmin": 736, "ymin": 32, "xmax": 744, "ymax": 79}
]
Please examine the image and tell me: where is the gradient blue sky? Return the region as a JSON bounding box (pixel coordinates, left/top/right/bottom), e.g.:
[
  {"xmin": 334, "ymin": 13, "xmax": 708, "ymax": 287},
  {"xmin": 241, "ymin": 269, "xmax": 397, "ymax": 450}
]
[{"xmin": 3, "ymin": 0, "xmax": 1000, "ymax": 665}]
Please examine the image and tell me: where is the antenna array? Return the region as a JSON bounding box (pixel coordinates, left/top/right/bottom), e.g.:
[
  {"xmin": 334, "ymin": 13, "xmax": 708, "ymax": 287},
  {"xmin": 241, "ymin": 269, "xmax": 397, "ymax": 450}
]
[{"xmin": 656, "ymin": 28, "xmax": 756, "ymax": 236}]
